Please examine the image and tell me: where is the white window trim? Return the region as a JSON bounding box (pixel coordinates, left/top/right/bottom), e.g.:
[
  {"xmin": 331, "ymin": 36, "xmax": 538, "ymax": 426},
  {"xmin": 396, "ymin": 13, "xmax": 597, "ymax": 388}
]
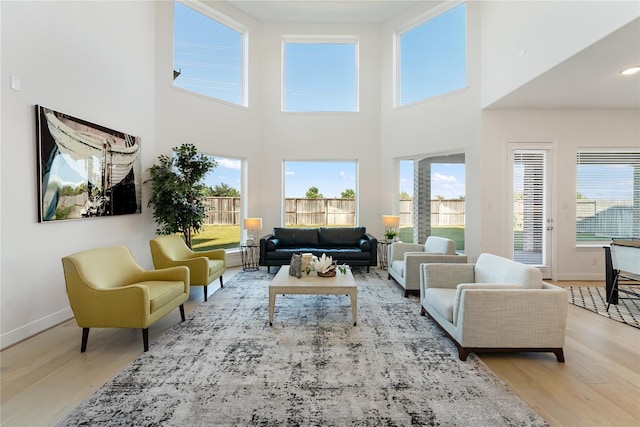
[
  {"xmin": 281, "ymin": 159, "xmax": 360, "ymax": 227},
  {"xmin": 393, "ymin": 0, "xmax": 466, "ymax": 109},
  {"xmin": 281, "ymin": 35, "xmax": 360, "ymax": 113},
  {"xmin": 174, "ymin": 0, "xmax": 249, "ymax": 107}
]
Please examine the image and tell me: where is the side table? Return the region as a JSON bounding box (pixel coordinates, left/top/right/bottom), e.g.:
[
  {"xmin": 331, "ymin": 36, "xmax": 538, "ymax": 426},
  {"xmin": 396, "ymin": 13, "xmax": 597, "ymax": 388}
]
[
  {"xmin": 240, "ymin": 244, "xmax": 260, "ymax": 271},
  {"xmin": 378, "ymin": 239, "xmax": 393, "ymax": 270}
]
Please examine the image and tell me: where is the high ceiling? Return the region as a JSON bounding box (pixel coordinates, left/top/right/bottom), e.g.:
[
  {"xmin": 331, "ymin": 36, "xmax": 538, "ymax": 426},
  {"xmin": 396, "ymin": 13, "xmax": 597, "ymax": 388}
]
[
  {"xmin": 224, "ymin": 1, "xmax": 640, "ymax": 110},
  {"xmin": 225, "ymin": 0, "xmax": 423, "ymax": 24}
]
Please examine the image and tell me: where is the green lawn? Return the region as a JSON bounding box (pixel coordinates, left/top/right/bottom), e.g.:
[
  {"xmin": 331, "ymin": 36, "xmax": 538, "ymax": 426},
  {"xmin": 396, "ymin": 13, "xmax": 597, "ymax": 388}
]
[
  {"xmin": 399, "ymin": 226, "xmax": 465, "ymax": 251},
  {"xmin": 192, "ymin": 225, "xmax": 241, "ymax": 251}
]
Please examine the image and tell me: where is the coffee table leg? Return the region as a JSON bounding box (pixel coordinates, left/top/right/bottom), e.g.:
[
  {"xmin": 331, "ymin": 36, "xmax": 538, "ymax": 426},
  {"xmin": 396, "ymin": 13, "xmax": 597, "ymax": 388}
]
[
  {"xmin": 269, "ymin": 288, "xmax": 276, "ymax": 326},
  {"xmin": 350, "ymin": 290, "xmax": 357, "ymax": 326}
]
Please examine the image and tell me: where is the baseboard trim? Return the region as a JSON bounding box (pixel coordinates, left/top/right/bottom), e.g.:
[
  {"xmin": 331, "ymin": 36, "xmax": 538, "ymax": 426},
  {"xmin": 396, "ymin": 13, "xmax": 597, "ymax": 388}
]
[
  {"xmin": 556, "ymin": 273, "xmax": 605, "ymax": 281},
  {"xmin": 0, "ymin": 307, "xmax": 73, "ymax": 350}
]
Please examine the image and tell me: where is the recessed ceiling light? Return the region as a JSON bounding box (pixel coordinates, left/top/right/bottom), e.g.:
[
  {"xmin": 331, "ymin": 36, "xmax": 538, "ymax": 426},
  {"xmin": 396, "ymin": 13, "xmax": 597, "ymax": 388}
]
[{"xmin": 620, "ymin": 65, "xmax": 640, "ymax": 75}]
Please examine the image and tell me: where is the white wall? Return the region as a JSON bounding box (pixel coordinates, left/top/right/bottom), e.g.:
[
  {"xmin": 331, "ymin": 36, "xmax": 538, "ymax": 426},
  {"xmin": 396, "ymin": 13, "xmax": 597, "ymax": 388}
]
[
  {"xmin": 481, "ymin": 0, "xmax": 639, "ymax": 108},
  {"xmin": 1, "ymin": 0, "xmax": 636, "ymax": 349},
  {"xmin": 154, "ymin": 0, "xmax": 262, "ymax": 261},
  {"xmin": 1, "ymin": 1, "xmax": 157, "ymax": 348},
  {"xmin": 482, "ymin": 109, "xmax": 640, "ymax": 280},
  {"xmin": 258, "ymin": 21, "xmax": 383, "ymax": 236},
  {"xmin": 155, "ymin": 0, "xmax": 386, "ymax": 238},
  {"xmin": 380, "ymin": 1, "xmax": 483, "ymax": 259}
]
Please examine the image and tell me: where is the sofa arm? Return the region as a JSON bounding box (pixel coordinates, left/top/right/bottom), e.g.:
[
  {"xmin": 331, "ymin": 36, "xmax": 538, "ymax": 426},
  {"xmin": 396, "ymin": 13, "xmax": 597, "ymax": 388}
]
[
  {"xmin": 259, "ymin": 234, "xmax": 274, "ymax": 266},
  {"xmin": 420, "ymin": 263, "xmax": 475, "ymax": 294},
  {"xmin": 404, "ymin": 254, "xmax": 468, "ymax": 292},
  {"xmin": 365, "ymin": 233, "xmax": 378, "ymax": 265},
  {"xmin": 389, "ymin": 242, "xmax": 424, "ymax": 263},
  {"xmin": 455, "ymin": 286, "xmax": 568, "ymax": 347}
]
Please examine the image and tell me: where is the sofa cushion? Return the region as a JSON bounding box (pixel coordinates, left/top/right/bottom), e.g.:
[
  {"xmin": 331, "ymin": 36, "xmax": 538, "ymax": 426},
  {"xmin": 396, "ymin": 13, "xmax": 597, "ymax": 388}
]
[
  {"xmin": 319, "ymin": 227, "xmax": 365, "ymax": 247},
  {"xmin": 208, "ymin": 259, "xmax": 225, "ymax": 277},
  {"xmin": 273, "ymin": 228, "xmax": 319, "ymax": 248},
  {"xmin": 424, "ymin": 288, "xmax": 457, "ymax": 322},
  {"xmin": 144, "ymin": 280, "xmax": 186, "ymax": 314},
  {"xmin": 474, "ymin": 253, "xmax": 542, "ymax": 289}
]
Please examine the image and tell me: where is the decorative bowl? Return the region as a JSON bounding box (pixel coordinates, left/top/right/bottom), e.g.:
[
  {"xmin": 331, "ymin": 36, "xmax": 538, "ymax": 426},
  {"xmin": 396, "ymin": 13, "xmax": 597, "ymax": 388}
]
[{"xmin": 317, "ymin": 270, "xmax": 336, "ymax": 277}]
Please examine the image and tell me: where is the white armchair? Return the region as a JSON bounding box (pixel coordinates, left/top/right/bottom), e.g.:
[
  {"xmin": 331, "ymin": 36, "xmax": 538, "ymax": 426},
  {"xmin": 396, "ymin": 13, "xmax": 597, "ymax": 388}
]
[
  {"xmin": 420, "ymin": 253, "xmax": 568, "ymax": 362},
  {"xmin": 388, "ymin": 236, "xmax": 467, "ymax": 297}
]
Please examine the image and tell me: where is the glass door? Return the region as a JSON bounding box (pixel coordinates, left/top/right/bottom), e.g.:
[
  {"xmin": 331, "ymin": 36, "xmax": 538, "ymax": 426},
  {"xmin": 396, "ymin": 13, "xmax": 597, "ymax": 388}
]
[{"xmin": 511, "ymin": 145, "xmax": 552, "ymax": 278}]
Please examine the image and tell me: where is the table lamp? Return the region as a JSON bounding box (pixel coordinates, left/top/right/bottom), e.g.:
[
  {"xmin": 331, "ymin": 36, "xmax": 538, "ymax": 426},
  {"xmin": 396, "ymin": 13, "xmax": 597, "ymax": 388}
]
[
  {"xmin": 382, "ymin": 215, "xmax": 400, "ymax": 241},
  {"xmin": 244, "ymin": 217, "xmax": 262, "ymax": 245}
]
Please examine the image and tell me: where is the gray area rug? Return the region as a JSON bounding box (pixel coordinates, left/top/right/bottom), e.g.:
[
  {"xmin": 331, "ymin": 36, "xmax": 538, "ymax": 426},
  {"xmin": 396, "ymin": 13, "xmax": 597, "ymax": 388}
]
[
  {"xmin": 60, "ymin": 269, "xmax": 548, "ymax": 426},
  {"xmin": 568, "ymin": 285, "xmax": 639, "ymax": 329}
]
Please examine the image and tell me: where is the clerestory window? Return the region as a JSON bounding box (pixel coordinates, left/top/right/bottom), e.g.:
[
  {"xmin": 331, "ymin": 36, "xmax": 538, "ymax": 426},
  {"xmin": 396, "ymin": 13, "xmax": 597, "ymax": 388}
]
[
  {"xmin": 395, "ymin": 2, "xmax": 467, "ymax": 107},
  {"xmin": 282, "ymin": 36, "xmax": 358, "ymax": 113},
  {"xmin": 173, "ymin": 0, "xmax": 247, "ymax": 106}
]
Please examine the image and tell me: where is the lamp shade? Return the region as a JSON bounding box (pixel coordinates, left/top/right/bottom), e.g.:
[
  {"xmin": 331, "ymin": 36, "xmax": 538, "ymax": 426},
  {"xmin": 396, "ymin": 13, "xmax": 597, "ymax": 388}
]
[
  {"xmin": 382, "ymin": 215, "xmax": 399, "ymax": 228},
  {"xmin": 244, "ymin": 217, "xmax": 262, "ymax": 230}
]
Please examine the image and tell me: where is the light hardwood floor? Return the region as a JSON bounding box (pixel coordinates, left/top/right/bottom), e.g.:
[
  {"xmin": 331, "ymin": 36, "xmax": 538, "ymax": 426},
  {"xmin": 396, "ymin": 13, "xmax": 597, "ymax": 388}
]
[{"xmin": 1, "ymin": 270, "xmax": 639, "ymax": 426}]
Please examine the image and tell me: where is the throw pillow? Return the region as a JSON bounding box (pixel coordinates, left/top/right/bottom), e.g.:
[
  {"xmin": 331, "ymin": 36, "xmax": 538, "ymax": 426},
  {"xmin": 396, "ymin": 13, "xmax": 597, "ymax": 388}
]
[{"xmin": 289, "ymin": 253, "xmax": 302, "ymax": 278}]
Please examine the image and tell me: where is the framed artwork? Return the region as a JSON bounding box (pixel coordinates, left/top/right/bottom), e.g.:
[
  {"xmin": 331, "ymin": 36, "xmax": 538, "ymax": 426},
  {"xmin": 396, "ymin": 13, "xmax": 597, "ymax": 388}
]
[{"xmin": 35, "ymin": 105, "xmax": 142, "ymax": 222}]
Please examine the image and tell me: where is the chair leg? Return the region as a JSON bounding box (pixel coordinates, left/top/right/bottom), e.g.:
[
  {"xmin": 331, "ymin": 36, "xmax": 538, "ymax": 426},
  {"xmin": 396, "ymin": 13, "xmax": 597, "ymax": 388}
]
[
  {"xmin": 179, "ymin": 304, "xmax": 185, "ymax": 321},
  {"xmin": 606, "ymin": 275, "xmax": 619, "ymax": 312},
  {"xmin": 204, "ymin": 286, "xmax": 208, "ymax": 302},
  {"xmin": 219, "ymin": 276, "xmax": 224, "ymax": 288},
  {"xmin": 81, "ymin": 328, "xmax": 90, "ymax": 353},
  {"xmin": 142, "ymin": 328, "xmax": 149, "ymax": 352}
]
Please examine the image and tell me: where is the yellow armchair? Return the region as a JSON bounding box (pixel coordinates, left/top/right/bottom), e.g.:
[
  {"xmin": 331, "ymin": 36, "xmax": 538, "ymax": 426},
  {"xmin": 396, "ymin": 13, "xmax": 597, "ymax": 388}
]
[
  {"xmin": 61, "ymin": 245, "xmax": 190, "ymax": 352},
  {"xmin": 149, "ymin": 235, "xmax": 226, "ymax": 301}
]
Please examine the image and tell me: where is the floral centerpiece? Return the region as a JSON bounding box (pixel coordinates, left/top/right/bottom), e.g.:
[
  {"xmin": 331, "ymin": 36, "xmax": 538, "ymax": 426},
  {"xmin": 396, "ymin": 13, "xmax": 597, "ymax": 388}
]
[
  {"xmin": 310, "ymin": 253, "xmax": 337, "ymax": 277},
  {"xmin": 307, "ymin": 253, "xmax": 350, "ymax": 277}
]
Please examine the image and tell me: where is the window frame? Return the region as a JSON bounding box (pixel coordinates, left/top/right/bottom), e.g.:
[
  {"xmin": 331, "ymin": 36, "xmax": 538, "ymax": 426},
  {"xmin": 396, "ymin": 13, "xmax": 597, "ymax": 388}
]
[
  {"xmin": 575, "ymin": 150, "xmax": 640, "ymax": 245},
  {"xmin": 282, "ymin": 160, "xmax": 359, "ymax": 227},
  {"xmin": 393, "ymin": 1, "xmax": 467, "ymax": 108},
  {"xmin": 281, "ymin": 35, "xmax": 360, "ymax": 113},
  {"xmin": 193, "ymin": 154, "xmax": 244, "ymax": 252},
  {"xmin": 173, "ymin": 0, "xmax": 249, "ymax": 107}
]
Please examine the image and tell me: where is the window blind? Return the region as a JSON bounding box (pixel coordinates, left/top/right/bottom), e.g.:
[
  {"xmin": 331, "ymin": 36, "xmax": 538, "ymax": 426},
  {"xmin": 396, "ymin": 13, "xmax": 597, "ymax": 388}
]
[
  {"xmin": 576, "ymin": 151, "xmax": 640, "ymax": 241},
  {"xmin": 513, "ymin": 150, "xmax": 546, "ymax": 265}
]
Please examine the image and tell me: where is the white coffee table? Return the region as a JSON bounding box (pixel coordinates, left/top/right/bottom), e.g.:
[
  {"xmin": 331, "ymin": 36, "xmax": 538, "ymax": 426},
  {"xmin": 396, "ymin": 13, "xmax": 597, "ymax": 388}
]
[{"xmin": 269, "ymin": 266, "xmax": 357, "ymax": 326}]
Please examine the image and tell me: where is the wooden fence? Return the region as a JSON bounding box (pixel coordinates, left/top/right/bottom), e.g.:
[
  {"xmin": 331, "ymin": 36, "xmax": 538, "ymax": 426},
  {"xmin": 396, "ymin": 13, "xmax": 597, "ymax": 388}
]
[
  {"xmin": 204, "ymin": 197, "xmax": 466, "ymax": 227},
  {"xmin": 399, "ymin": 199, "xmax": 466, "ymax": 227},
  {"xmin": 204, "ymin": 197, "xmax": 241, "ymax": 225}
]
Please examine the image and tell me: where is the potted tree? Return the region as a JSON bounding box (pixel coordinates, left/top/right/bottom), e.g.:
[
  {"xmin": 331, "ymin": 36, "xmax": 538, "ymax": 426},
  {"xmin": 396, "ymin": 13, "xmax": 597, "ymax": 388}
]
[{"xmin": 147, "ymin": 143, "xmax": 217, "ymax": 248}]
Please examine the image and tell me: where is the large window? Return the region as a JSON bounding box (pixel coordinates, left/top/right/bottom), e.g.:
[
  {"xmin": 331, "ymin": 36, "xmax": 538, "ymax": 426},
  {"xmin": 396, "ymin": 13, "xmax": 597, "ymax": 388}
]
[
  {"xmin": 576, "ymin": 151, "xmax": 640, "ymax": 242},
  {"xmin": 192, "ymin": 156, "xmax": 242, "ymax": 251},
  {"xmin": 284, "ymin": 161, "xmax": 357, "ymax": 226},
  {"xmin": 282, "ymin": 37, "xmax": 358, "ymax": 112},
  {"xmin": 173, "ymin": 1, "xmax": 247, "ymax": 106},
  {"xmin": 398, "ymin": 159, "xmax": 465, "ymax": 248},
  {"xmin": 396, "ymin": 2, "xmax": 466, "ymax": 107}
]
